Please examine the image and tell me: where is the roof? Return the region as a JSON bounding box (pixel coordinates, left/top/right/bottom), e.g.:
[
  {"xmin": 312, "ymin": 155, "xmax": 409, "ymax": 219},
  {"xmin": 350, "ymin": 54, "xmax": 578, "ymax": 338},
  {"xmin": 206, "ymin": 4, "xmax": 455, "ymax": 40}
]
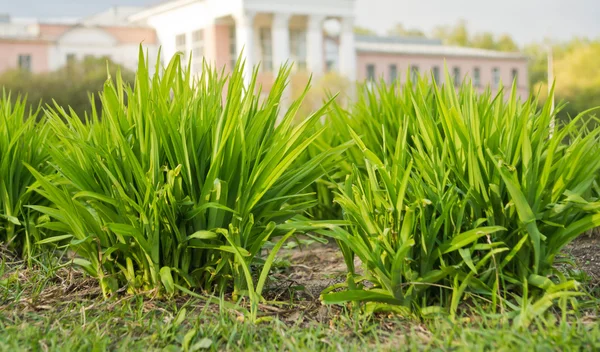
[
  {"xmin": 0, "ymin": 18, "xmax": 39, "ymax": 40},
  {"xmin": 129, "ymin": 0, "xmax": 200, "ymax": 22},
  {"xmin": 81, "ymin": 6, "xmax": 146, "ymax": 27},
  {"xmin": 355, "ymin": 35, "xmax": 443, "ymax": 46},
  {"xmin": 356, "ymin": 36, "xmax": 526, "ymax": 60}
]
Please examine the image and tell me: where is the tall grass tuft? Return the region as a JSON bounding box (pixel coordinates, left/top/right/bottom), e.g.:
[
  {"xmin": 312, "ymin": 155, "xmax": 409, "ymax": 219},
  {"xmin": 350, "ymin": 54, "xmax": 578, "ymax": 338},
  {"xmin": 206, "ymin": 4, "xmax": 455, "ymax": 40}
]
[
  {"xmin": 0, "ymin": 91, "xmax": 50, "ymax": 259},
  {"xmin": 323, "ymin": 73, "xmax": 600, "ymax": 318},
  {"xmin": 27, "ymin": 50, "xmax": 345, "ymax": 319}
]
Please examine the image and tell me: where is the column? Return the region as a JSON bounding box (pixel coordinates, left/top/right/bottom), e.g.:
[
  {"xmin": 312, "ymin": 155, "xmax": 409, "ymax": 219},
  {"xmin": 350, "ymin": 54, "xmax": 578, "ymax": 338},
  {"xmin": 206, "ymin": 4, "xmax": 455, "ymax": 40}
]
[
  {"xmin": 271, "ymin": 13, "xmax": 291, "ymax": 70},
  {"xmin": 271, "ymin": 12, "xmax": 293, "ymax": 122},
  {"xmin": 339, "ymin": 16, "xmax": 357, "ymax": 82},
  {"xmin": 235, "ymin": 10, "xmax": 256, "ymax": 85},
  {"xmin": 306, "ymin": 15, "xmax": 325, "ymax": 76}
]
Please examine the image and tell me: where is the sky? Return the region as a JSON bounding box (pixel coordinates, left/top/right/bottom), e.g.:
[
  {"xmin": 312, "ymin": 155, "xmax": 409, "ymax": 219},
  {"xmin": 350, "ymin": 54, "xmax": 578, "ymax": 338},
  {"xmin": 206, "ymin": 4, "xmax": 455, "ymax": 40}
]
[{"xmin": 2, "ymin": 0, "xmax": 599, "ymax": 45}]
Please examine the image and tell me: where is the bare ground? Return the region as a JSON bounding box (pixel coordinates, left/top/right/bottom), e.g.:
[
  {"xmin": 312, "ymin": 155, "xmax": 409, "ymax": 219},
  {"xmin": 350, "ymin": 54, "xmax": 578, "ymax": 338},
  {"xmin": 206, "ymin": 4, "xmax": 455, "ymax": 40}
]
[
  {"xmin": 565, "ymin": 232, "xmax": 600, "ymax": 287},
  {"xmin": 273, "ymin": 231, "xmax": 600, "ymax": 304},
  {"xmin": 2, "ymin": 231, "xmax": 599, "ymax": 325}
]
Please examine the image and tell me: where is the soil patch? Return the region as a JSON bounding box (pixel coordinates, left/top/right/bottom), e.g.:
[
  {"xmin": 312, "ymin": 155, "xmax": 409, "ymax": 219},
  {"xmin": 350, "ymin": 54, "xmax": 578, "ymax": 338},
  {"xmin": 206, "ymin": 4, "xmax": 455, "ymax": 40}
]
[
  {"xmin": 565, "ymin": 232, "xmax": 600, "ymax": 288},
  {"xmin": 268, "ymin": 241, "xmax": 349, "ymax": 302}
]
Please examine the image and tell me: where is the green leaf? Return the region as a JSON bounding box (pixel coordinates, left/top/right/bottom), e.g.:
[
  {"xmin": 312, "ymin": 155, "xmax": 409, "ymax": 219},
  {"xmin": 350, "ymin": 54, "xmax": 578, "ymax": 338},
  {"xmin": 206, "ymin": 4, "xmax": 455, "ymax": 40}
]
[
  {"xmin": 256, "ymin": 229, "xmax": 295, "ymax": 296},
  {"xmin": 322, "ymin": 290, "xmax": 403, "ymax": 305},
  {"xmin": 190, "ymin": 338, "xmax": 212, "ymax": 351},
  {"xmin": 0, "ymin": 214, "xmax": 21, "ymax": 226},
  {"xmin": 182, "ymin": 329, "xmax": 197, "ymax": 352},
  {"xmin": 187, "ymin": 231, "xmax": 218, "ymax": 241},
  {"xmin": 36, "ymin": 234, "xmax": 74, "ymax": 245},
  {"xmin": 160, "ymin": 267, "xmax": 175, "ymax": 295},
  {"xmin": 441, "ymin": 226, "xmax": 505, "ymax": 254}
]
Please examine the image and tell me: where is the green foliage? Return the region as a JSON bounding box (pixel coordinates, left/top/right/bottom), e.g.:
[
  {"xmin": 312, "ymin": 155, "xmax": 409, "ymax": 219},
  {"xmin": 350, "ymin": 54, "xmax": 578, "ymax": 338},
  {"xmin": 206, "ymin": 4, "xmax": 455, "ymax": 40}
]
[
  {"xmin": 1, "ymin": 252, "xmax": 598, "ymax": 351},
  {"xmin": 321, "ymin": 73, "xmax": 600, "ymax": 318},
  {"xmin": 0, "ymin": 92, "xmax": 51, "ymax": 258},
  {"xmin": 432, "ymin": 19, "xmax": 470, "ymax": 47},
  {"xmin": 26, "ymin": 50, "xmax": 344, "ymax": 320},
  {"xmin": 0, "ymin": 57, "xmax": 135, "ymax": 118},
  {"xmin": 387, "ymin": 23, "xmax": 426, "ymax": 38},
  {"xmin": 0, "ymin": 48, "xmax": 599, "ymax": 326},
  {"xmin": 526, "ymin": 38, "xmax": 600, "ymax": 123},
  {"xmin": 432, "ymin": 19, "xmax": 519, "ymax": 52},
  {"xmin": 354, "ymin": 26, "xmax": 376, "ymax": 36}
]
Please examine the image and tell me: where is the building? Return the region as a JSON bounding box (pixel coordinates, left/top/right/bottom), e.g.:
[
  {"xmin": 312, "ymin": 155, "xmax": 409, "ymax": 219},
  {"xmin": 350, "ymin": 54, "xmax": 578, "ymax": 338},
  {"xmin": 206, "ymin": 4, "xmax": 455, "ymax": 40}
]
[
  {"xmin": 0, "ymin": 10, "xmax": 158, "ymax": 74},
  {"xmin": 0, "ymin": 1, "xmax": 528, "ymax": 97},
  {"xmin": 355, "ymin": 36, "xmax": 528, "ymax": 96}
]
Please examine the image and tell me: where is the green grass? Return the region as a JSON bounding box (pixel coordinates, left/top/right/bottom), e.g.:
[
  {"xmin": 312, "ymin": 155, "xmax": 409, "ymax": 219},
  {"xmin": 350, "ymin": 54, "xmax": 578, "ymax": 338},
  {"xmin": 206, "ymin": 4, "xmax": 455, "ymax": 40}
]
[
  {"xmin": 0, "ymin": 91, "xmax": 51, "ymax": 260},
  {"xmin": 1, "ymin": 253, "xmax": 598, "ymax": 351},
  {"xmin": 2, "ymin": 52, "xmax": 600, "ymax": 350},
  {"xmin": 319, "ymin": 74, "xmax": 600, "ymax": 321},
  {"xmin": 24, "ymin": 50, "xmax": 347, "ymax": 321}
]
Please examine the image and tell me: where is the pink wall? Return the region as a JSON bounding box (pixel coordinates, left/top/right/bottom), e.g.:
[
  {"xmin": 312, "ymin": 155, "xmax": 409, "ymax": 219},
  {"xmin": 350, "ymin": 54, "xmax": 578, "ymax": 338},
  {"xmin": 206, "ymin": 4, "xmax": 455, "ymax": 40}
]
[
  {"xmin": 201, "ymin": 23, "xmax": 233, "ymax": 72},
  {"xmin": 0, "ymin": 40, "xmax": 49, "ymax": 74},
  {"xmin": 356, "ymin": 52, "xmax": 529, "ymax": 98},
  {"xmin": 214, "ymin": 24, "xmax": 232, "ymax": 71}
]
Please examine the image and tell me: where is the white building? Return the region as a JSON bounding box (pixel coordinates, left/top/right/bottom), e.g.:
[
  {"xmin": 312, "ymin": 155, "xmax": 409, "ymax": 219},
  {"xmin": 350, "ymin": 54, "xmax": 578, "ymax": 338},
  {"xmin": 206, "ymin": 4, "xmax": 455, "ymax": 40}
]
[{"xmin": 0, "ymin": 0, "xmax": 528, "ymax": 97}]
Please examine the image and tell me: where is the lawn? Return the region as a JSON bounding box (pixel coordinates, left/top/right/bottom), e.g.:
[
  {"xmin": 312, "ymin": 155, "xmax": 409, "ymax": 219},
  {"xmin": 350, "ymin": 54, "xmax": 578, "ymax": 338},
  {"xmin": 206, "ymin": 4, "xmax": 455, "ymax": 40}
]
[{"xmin": 1, "ymin": 236, "xmax": 599, "ymax": 351}]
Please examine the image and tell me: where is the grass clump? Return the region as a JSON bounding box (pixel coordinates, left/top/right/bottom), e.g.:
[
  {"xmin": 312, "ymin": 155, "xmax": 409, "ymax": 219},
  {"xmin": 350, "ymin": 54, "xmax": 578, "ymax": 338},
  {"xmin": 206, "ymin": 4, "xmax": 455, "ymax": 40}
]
[
  {"xmin": 322, "ymin": 73, "xmax": 600, "ymax": 321},
  {"xmin": 25, "ymin": 50, "xmax": 344, "ymax": 319},
  {"xmin": 0, "ymin": 92, "xmax": 51, "ymax": 259}
]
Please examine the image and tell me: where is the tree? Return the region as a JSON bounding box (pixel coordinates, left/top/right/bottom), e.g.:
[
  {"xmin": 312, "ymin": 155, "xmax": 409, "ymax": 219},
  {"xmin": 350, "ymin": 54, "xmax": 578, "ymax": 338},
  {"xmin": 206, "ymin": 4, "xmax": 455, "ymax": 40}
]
[
  {"xmin": 497, "ymin": 34, "xmax": 519, "ymax": 52},
  {"xmin": 528, "ymin": 38, "xmax": 600, "ymax": 122},
  {"xmin": 523, "ymin": 42, "xmax": 549, "ymax": 89},
  {"xmin": 431, "ymin": 20, "xmax": 519, "ymax": 52},
  {"xmin": 354, "ymin": 26, "xmax": 376, "ymax": 36},
  {"xmin": 551, "ymin": 41, "xmax": 600, "ymax": 119},
  {"xmin": 387, "ymin": 23, "xmax": 426, "ymax": 37},
  {"xmin": 471, "ymin": 32, "xmax": 496, "ymax": 50},
  {"xmin": 432, "ymin": 19, "xmax": 470, "ymax": 46}
]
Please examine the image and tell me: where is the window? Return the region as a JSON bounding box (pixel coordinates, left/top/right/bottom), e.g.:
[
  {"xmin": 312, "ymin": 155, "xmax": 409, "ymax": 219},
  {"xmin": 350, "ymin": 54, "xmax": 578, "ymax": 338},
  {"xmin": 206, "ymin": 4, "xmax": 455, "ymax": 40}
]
[
  {"xmin": 389, "ymin": 64, "xmax": 398, "ymax": 83},
  {"xmin": 175, "ymin": 33, "xmax": 187, "ymax": 62},
  {"xmin": 492, "ymin": 67, "xmax": 500, "ymax": 87},
  {"xmin": 18, "ymin": 54, "xmax": 31, "ymax": 72},
  {"xmin": 473, "ymin": 67, "xmax": 481, "ymax": 87},
  {"xmin": 324, "ymin": 37, "xmax": 339, "ymax": 72},
  {"xmin": 366, "ymin": 64, "xmax": 376, "ymax": 82},
  {"xmin": 290, "ymin": 29, "xmax": 307, "ymax": 70},
  {"xmin": 410, "ymin": 65, "xmax": 419, "ymax": 84},
  {"xmin": 259, "ymin": 28, "xmax": 273, "ymax": 71},
  {"xmin": 511, "ymin": 68, "xmax": 518, "ymax": 85},
  {"xmin": 432, "ymin": 66, "xmax": 440, "ymax": 84},
  {"xmin": 229, "ymin": 25, "xmax": 237, "ymax": 68},
  {"xmin": 66, "ymin": 53, "xmax": 76, "ymax": 66},
  {"xmin": 192, "ymin": 29, "xmax": 204, "ymax": 74},
  {"xmin": 453, "ymin": 66, "xmax": 461, "ymax": 86}
]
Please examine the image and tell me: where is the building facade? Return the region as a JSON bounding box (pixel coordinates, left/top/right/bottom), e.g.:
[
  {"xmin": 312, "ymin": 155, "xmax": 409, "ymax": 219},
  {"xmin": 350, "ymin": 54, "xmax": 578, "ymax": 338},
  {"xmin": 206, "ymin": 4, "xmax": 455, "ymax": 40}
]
[
  {"xmin": 0, "ymin": 0, "xmax": 529, "ymax": 96},
  {"xmin": 0, "ymin": 11, "xmax": 158, "ymax": 73}
]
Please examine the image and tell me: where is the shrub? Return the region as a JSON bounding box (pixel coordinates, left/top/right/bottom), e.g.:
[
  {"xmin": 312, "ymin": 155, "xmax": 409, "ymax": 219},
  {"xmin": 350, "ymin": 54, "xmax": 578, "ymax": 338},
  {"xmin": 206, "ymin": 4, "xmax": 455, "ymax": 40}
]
[
  {"xmin": 322, "ymin": 73, "xmax": 600, "ymax": 319},
  {"xmin": 0, "ymin": 57, "xmax": 135, "ymax": 118},
  {"xmin": 0, "ymin": 92, "xmax": 51, "ymax": 258},
  {"xmin": 27, "ymin": 51, "xmax": 345, "ymax": 319}
]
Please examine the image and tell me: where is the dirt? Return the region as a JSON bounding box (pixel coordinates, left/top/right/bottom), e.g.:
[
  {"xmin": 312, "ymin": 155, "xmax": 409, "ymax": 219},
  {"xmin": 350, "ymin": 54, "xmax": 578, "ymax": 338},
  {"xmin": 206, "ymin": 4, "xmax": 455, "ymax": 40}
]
[
  {"xmin": 269, "ymin": 241, "xmax": 350, "ymax": 301},
  {"xmin": 269, "ymin": 231, "xmax": 600, "ymax": 305},
  {"xmin": 565, "ymin": 232, "xmax": 600, "ymax": 287},
  {"xmin": 3, "ymin": 231, "xmax": 599, "ymax": 325}
]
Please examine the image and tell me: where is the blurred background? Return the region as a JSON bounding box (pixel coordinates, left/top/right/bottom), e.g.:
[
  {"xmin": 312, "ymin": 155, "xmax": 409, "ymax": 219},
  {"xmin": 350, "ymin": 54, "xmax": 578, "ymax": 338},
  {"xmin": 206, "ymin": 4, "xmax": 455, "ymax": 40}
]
[{"xmin": 1, "ymin": 0, "xmax": 599, "ymax": 120}]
